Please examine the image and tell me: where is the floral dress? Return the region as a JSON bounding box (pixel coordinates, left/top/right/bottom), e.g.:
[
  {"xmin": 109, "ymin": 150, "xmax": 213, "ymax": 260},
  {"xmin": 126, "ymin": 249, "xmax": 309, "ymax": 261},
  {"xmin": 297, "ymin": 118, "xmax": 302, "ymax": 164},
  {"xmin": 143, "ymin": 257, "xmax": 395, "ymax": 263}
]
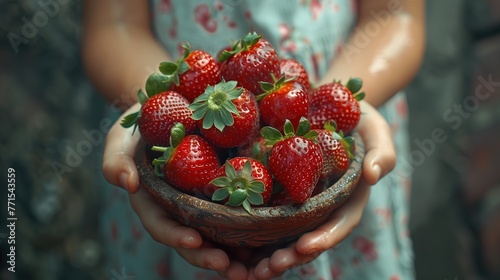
[{"xmin": 100, "ymin": 0, "xmax": 414, "ymax": 279}]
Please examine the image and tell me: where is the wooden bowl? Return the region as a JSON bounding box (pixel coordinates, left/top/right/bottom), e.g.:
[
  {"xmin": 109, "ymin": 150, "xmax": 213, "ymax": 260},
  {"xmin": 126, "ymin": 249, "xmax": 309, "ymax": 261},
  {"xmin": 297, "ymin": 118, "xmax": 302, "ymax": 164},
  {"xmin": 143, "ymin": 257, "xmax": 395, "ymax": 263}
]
[{"xmin": 135, "ymin": 133, "xmax": 365, "ymax": 248}]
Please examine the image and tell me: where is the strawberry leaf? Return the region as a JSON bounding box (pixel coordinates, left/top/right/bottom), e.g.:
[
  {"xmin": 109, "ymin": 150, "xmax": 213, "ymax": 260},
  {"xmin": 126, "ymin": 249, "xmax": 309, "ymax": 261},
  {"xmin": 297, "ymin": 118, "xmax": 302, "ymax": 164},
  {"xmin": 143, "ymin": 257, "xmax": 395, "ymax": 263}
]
[
  {"xmin": 228, "ymin": 189, "xmax": 247, "ymax": 206},
  {"xmin": 247, "ymin": 191, "xmax": 263, "ymax": 205},
  {"xmin": 219, "ymin": 49, "xmax": 237, "ymax": 62},
  {"xmin": 248, "ymin": 181, "xmax": 265, "ymax": 193},
  {"xmin": 159, "ymin": 62, "xmax": 178, "ymax": 76},
  {"xmin": 242, "ymin": 200, "xmax": 252, "ymax": 214},
  {"xmin": 323, "ymin": 120, "xmax": 337, "ymax": 132},
  {"xmin": 169, "ymin": 123, "xmax": 186, "ymax": 148},
  {"xmin": 260, "ymin": 126, "xmax": 283, "ymax": 145},
  {"xmin": 295, "ymin": 117, "xmax": 312, "ymax": 136},
  {"xmin": 145, "ymin": 72, "xmax": 170, "ymax": 97},
  {"xmin": 137, "ymin": 89, "xmax": 148, "ymax": 105},
  {"xmin": 120, "ymin": 111, "xmax": 140, "ymax": 134},
  {"xmin": 177, "ymin": 61, "xmax": 190, "ymax": 75},
  {"xmin": 212, "ymin": 187, "xmax": 230, "ymax": 201},
  {"xmin": 346, "ymin": 77, "xmax": 363, "ymax": 93},
  {"xmin": 241, "ymin": 32, "xmax": 262, "ymax": 50},
  {"xmin": 283, "ymin": 119, "xmax": 295, "ymax": 136},
  {"xmin": 354, "ymin": 91, "xmax": 365, "ymax": 101},
  {"xmin": 225, "ymin": 161, "xmax": 237, "ymax": 180},
  {"xmin": 211, "ymin": 177, "xmax": 232, "ymax": 187}
]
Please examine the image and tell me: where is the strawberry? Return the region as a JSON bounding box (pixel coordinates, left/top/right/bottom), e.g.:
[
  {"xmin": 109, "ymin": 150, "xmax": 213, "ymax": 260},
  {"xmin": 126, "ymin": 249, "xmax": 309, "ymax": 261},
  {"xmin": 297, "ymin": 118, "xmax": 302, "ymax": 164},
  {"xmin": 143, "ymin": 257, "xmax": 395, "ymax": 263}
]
[
  {"xmin": 121, "ymin": 90, "xmax": 197, "ymax": 147},
  {"xmin": 268, "ymin": 180, "xmax": 327, "ymax": 206},
  {"xmin": 314, "ymin": 121, "xmax": 355, "ymax": 180},
  {"xmin": 279, "ymin": 58, "xmax": 311, "ymax": 92},
  {"xmin": 160, "ymin": 43, "xmax": 221, "ymax": 102},
  {"xmin": 261, "ymin": 117, "xmax": 323, "ymax": 203},
  {"xmin": 211, "ymin": 157, "xmax": 273, "ymax": 213},
  {"xmin": 219, "ymin": 32, "xmax": 280, "ymax": 95},
  {"xmin": 257, "ymin": 74, "xmax": 309, "ymax": 130},
  {"xmin": 151, "ymin": 123, "xmax": 220, "ymax": 197},
  {"xmin": 308, "ymin": 77, "xmax": 365, "ymax": 134},
  {"xmin": 189, "ymin": 80, "xmax": 260, "ymax": 148}
]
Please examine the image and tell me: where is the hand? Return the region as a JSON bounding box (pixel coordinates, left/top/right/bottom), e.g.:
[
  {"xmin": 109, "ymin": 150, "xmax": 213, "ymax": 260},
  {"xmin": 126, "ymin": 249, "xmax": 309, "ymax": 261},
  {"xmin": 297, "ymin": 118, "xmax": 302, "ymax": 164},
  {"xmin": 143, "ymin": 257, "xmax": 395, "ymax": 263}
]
[
  {"xmin": 103, "ymin": 103, "xmax": 250, "ymax": 279},
  {"xmin": 248, "ymin": 101, "xmax": 396, "ymax": 279}
]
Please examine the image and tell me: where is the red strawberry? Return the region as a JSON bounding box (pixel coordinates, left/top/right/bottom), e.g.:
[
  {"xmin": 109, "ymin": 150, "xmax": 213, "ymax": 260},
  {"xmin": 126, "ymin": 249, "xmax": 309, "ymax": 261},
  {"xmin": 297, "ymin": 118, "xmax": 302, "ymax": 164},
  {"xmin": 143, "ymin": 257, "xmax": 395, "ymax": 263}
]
[
  {"xmin": 279, "ymin": 58, "xmax": 311, "ymax": 92},
  {"xmin": 268, "ymin": 180, "xmax": 327, "ymax": 206},
  {"xmin": 308, "ymin": 77, "xmax": 365, "ymax": 134},
  {"xmin": 314, "ymin": 121, "xmax": 355, "ymax": 180},
  {"xmin": 151, "ymin": 123, "xmax": 220, "ymax": 197},
  {"xmin": 189, "ymin": 80, "xmax": 260, "ymax": 148},
  {"xmin": 257, "ymin": 74, "xmax": 309, "ymax": 130},
  {"xmin": 121, "ymin": 90, "xmax": 197, "ymax": 147},
  {"xmin": 160, "ymin": 43, "xmax": 221, "ymax": 102},
  {"xmin": 219, "ymin": 32, "xmax": 280, "ymax": 95},
  {"xmin": 211, "ymin": 157, "xmax": 273, "ymax": 213},
  {"xmin": 262, "ymin": 118, "xmax": 323, "ymax": 203}
]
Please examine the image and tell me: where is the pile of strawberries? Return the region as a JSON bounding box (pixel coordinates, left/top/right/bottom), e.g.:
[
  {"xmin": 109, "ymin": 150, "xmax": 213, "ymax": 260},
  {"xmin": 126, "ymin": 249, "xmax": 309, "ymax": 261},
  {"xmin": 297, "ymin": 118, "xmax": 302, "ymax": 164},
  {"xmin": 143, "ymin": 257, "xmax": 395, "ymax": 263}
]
[{"xmin": 122, "ymin": 32, "xmax": 364, "ymax": 212}]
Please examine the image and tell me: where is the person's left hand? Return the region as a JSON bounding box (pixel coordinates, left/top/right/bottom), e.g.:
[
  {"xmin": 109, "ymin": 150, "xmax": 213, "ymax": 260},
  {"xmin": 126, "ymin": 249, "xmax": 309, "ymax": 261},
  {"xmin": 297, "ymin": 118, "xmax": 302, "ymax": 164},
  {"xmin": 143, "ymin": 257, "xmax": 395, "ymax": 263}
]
[{"xmin": 243, "ymin": 101, "xmax": 396, "ymax": 279}]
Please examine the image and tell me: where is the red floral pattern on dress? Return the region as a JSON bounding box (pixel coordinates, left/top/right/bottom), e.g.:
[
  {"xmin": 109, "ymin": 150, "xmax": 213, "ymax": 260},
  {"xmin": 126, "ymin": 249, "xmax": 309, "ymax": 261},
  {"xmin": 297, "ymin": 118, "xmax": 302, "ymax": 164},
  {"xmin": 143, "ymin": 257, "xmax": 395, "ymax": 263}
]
[
  {"xmin": 310, "ymin": 0, "xmax": 323, "ymax": 20},
  {"xmin": 353, "ymin": 236, "xmax": 378, "ymax": 261},
  {"xmin": 156, "ymin": 258, "xmax": 170, "ymax": 277},
  {"xmin": 375, "ymin": 207, "xmax": 393, "ymax": 226},
  {"xmin": 158, "ymin": 0, "xmax": 172, "ymax": 13},
  {"xmin": 194, "ymin": 4, "xmax": 218, "ymax": 33}
]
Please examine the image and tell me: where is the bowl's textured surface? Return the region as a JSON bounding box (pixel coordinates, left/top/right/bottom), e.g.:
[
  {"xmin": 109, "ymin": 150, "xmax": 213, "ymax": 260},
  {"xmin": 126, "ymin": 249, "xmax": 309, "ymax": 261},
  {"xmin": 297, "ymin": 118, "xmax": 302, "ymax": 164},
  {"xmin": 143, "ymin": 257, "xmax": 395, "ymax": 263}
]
[{"xmin": 136, "ymin": 133, "xmax": 365, "ymax": 248}]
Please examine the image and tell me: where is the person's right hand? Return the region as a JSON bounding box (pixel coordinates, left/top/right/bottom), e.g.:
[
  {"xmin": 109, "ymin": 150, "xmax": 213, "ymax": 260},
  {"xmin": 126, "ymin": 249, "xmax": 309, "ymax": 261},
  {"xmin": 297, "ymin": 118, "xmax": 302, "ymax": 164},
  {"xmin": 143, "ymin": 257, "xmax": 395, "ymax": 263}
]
[{"xmin": 102, "ymin": 103, "xmax": 250, "ymax": 279}]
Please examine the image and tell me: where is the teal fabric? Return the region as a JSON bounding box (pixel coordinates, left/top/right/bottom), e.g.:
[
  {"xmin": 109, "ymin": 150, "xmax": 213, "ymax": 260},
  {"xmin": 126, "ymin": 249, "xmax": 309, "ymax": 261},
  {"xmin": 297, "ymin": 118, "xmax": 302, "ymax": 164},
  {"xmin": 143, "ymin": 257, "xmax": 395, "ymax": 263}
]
[{"xmin": 101, "ymin": 1, "xmax": 414, "ymax": 279}]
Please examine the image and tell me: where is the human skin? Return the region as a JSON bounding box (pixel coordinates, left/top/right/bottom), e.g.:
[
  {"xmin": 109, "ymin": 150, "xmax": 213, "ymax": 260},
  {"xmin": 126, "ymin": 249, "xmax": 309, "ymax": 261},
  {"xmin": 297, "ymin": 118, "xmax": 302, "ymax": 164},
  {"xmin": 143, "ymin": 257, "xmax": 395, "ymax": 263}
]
[{"xmin": 82, "ymin": 0, "xmax": 424, "ymax": 279}]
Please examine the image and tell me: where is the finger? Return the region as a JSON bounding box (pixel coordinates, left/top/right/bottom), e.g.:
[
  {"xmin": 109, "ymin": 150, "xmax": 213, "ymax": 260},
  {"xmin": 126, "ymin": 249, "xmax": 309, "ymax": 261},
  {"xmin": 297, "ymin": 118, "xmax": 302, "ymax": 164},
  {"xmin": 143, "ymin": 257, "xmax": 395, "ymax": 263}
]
[
  {"xmin": 176, "ymin": 245, "xmax": 231, "ymax": 272},
  {"xmin": 295, "ymin": 181, "xmax": 371, "ymax": 255},
  {"xmin": 102, "ymin": 103, "xmax": 142, "ymax": 193},
  {"xmin": 357, "ymin": 101, "xmax": 396, "ymax": 185},
  {"xmin": 252, "ymin": 247, "xmax": 319, "ymax": 280},
  {"xmin": 129, "ymin": 189, "xmax": 203, "ymax": 249},
  {"xmin": 250, "ymin": 258, "xmax": 273, "ymax": 280},
  {"xmin": 218, "ymin": 260, "xmax": 248, "ymax": 280}
]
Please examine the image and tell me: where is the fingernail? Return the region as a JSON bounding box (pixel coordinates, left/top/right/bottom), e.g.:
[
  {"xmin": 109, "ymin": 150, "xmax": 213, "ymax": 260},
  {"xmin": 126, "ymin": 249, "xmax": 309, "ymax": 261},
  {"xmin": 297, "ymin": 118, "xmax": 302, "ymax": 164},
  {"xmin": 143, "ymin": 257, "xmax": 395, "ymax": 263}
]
[
  {"xmin": 181, "ymin": 236, "xmax": 196, "ymax": 248},
  {"xmin": 372, "ymin": 164, "xmax": 381, "ymax": 182},
  {"xmin": 119, "ymin": 172, "xmax": 129, "ymax": 191}
]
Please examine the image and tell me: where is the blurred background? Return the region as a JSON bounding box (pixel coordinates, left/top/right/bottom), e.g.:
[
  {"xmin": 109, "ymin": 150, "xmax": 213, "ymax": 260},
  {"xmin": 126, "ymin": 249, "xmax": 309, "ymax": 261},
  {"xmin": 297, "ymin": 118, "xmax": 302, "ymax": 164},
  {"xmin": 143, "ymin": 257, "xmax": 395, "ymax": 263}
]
[{"xmin": 1, "ymin": 0, "xmax": 499, "ymax": 279}]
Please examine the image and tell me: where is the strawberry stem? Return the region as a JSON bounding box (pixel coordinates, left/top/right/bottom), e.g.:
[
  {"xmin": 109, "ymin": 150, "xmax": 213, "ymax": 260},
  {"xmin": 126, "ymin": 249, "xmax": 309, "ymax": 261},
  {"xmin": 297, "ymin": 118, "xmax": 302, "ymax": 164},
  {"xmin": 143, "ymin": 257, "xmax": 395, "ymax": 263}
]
[
  {"xmin": 189, "ymin": 80, "xmax": 243, "ymax": 131},
  {"xmin": 218, "ymin": 32, "xmax": 262, "ymax": 62},
  {"xmin": 261, "ymin": 117, "xmax": 318, "ymax": 145},
  {"xmin": 256, "ymin": 74, "xmax": 295, "ymax": 101},
  {"xmin": 211, "ymin": 160, "xmax": 265, "ymax": 213}
]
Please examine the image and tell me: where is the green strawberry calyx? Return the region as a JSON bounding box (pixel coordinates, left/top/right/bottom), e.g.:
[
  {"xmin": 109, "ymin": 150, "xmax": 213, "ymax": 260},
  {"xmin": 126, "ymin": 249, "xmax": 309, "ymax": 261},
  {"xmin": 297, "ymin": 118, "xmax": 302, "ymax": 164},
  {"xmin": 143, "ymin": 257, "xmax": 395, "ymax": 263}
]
[
  {"xmin": 211, "ymin": 160, "xmax": 266, "ymax": 213},
  {"xmin": 158, "ymin": 42, "xmax": 192, "ymax": 86},
  {"xmin": 323, "ymin": 120, "xmax": 355, "ymax": 160},
  {"xmin": 188, "ymin": 79, "xmax": 243, "ymax": 131},
  {"xmin": 150, "ymin": 122, "xmax": 186, "ymax": 177},
  {"xmin": 261, "ymin": 117, "xmax": 318, "ymax": 146},
  {"xmin": 256, "ymin": 73, "xmax": 296, "ymax": 101},
  {"xmin": 119, "ymin": 88, "xmax": 151, "ymax": 133},
  {"xmin": 343, "ymin": 77, "xmax": 365, "ymax": 101},
  {"xmin": 218, "ymin": 32, "xmax": 262, "ymax": 63}
]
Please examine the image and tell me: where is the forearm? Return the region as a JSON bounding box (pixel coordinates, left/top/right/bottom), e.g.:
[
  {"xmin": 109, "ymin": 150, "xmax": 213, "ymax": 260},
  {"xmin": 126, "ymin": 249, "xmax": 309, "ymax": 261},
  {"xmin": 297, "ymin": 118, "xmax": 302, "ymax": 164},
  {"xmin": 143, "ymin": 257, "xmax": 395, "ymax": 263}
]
[
  {"xmin": 320, "ymin": 0, "xmax": 425, "ymax": 107},
  {"xmin": 82, "ymin": 0, "xmax": 172, "ymax": 109}
]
